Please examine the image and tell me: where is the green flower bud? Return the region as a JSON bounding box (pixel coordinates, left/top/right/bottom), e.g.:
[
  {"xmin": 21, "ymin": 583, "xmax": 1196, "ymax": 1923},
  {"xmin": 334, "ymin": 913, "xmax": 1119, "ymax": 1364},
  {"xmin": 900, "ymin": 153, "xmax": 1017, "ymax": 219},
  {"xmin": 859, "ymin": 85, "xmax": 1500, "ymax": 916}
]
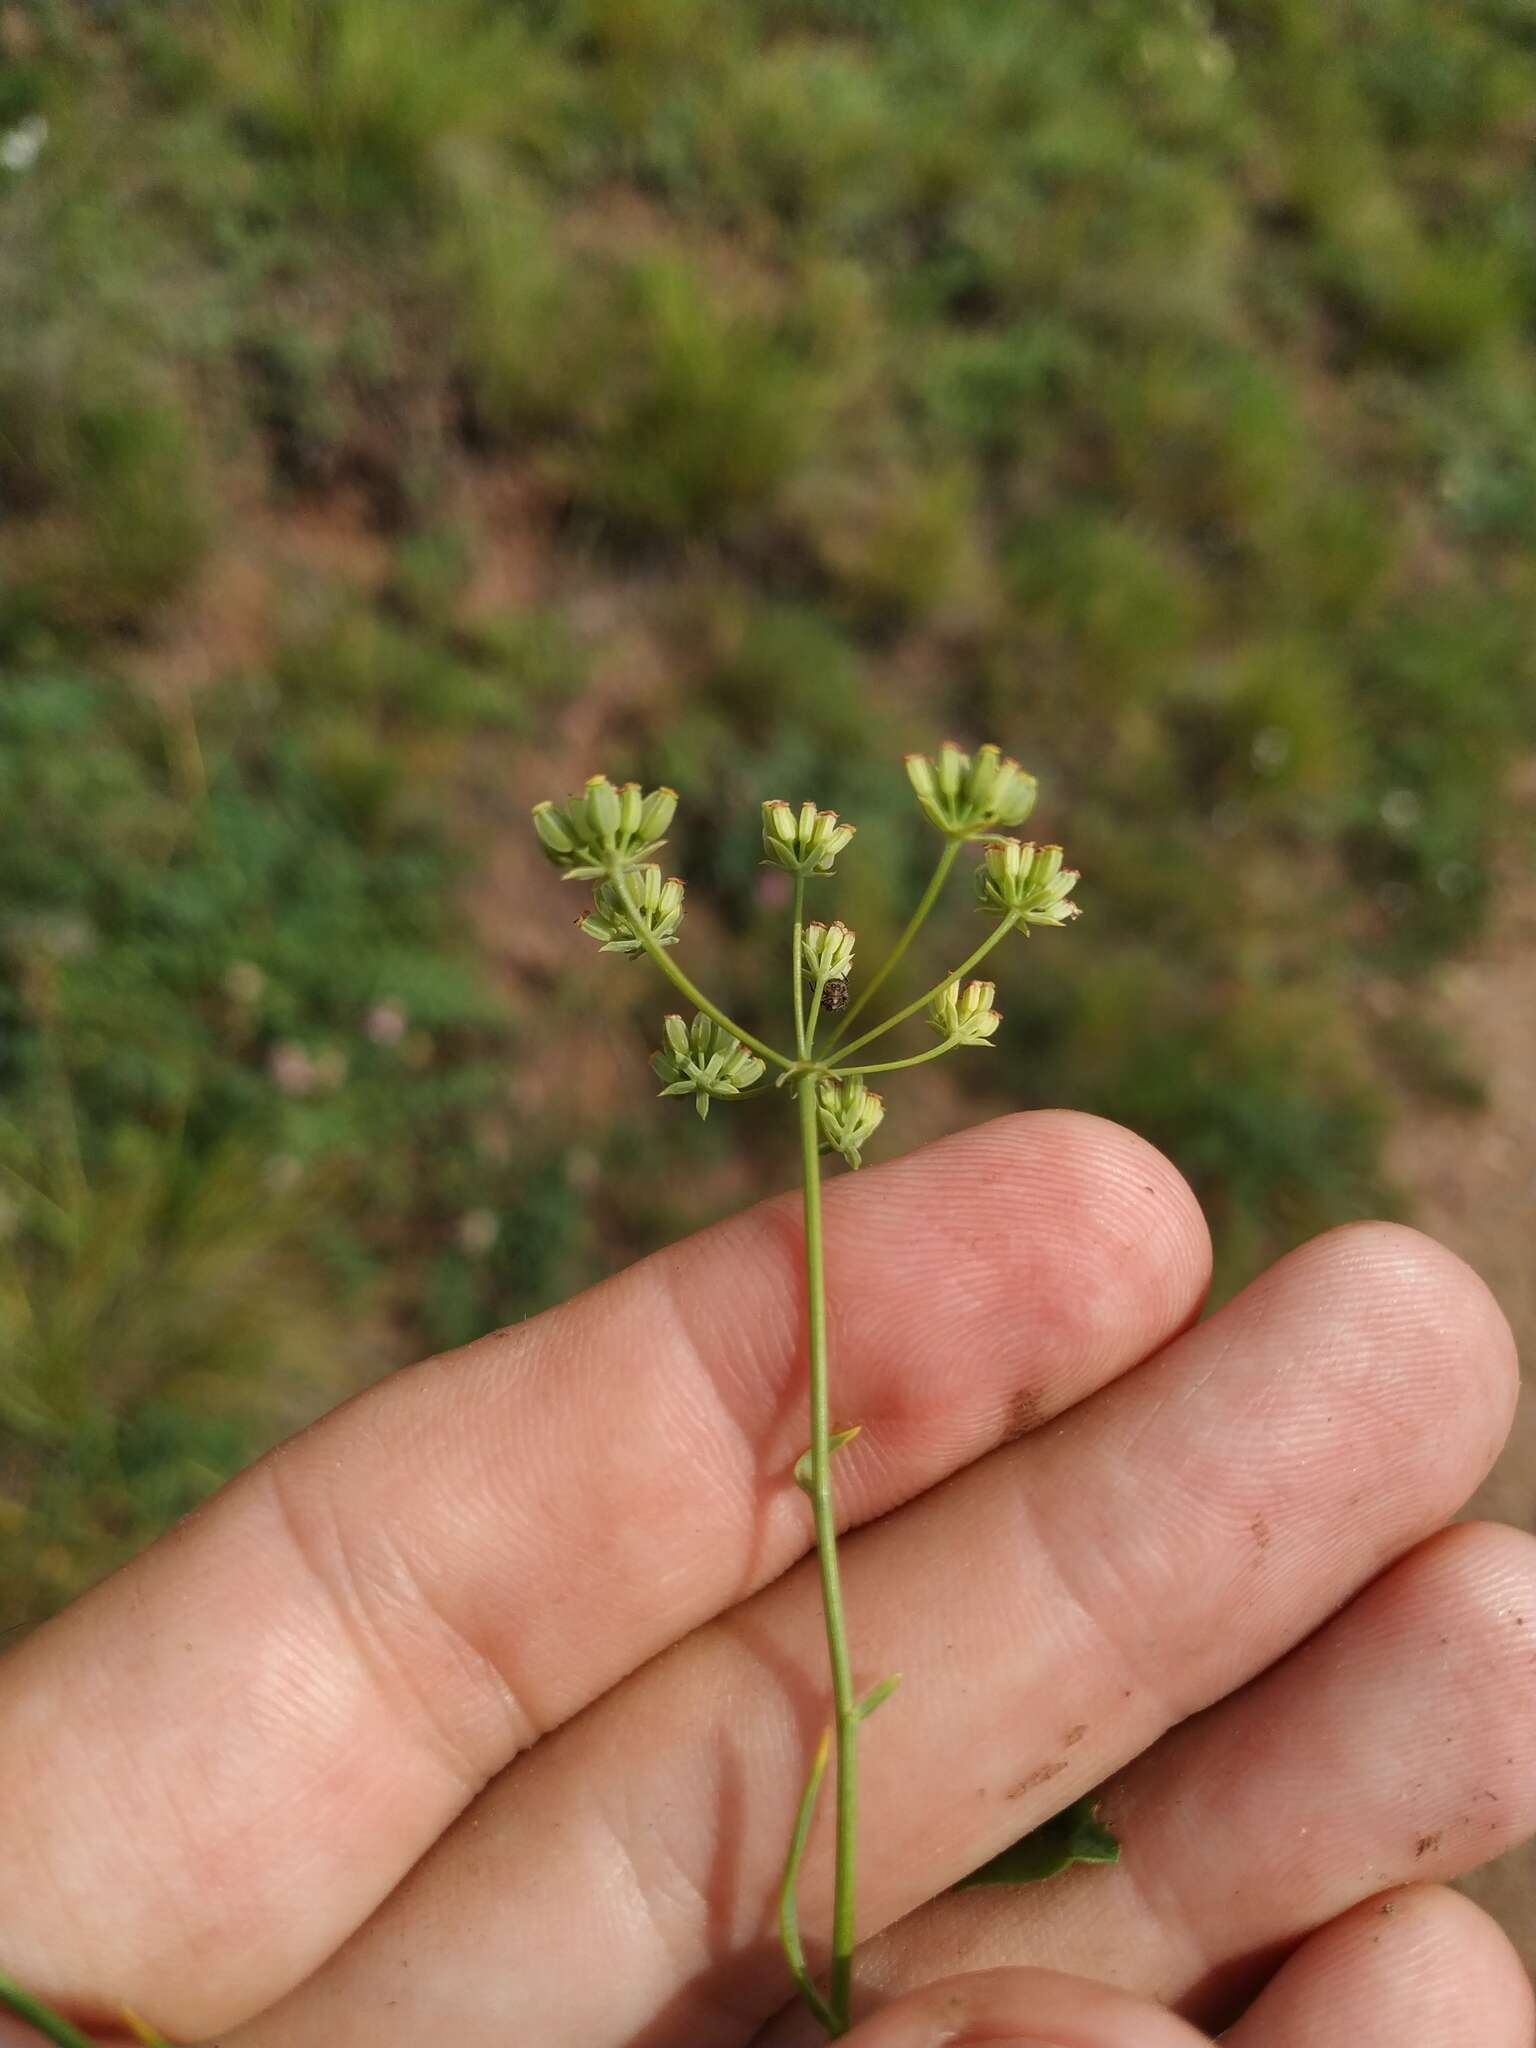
[
  {"xmin": 816, "ymin": 1074, "xmax": 885, "ymax": 1169},
  {"xmin": 588, "ymin": 774, "xmax": 621, "ymax": 841},
  {"xmin": 531, "ymin": 774, "xmax": 677, "ymax": 880},
  {"xmin": 651, "ymin": 1012, "xmax": 765, "ymax": 1120},
  {"xmin": 638, "ymin": 785, "xmax": 678, "ymax": 842},
  {"xmin": 905, "ymin": 742, "xmax": 1038, "ymax": 839},
  {"xmin": 801, "ymin": 919, "xmax": 856, "ymax": 984},
  {"xmin": 578, "ymin": 866, "xmax": 684, "ymax": 956},
  {"xmin": 762, "ymin": 798, "xmax": 857, "ymax": 877},
  {"xmin": 928, "ymin": 977, "xmax": 1002, "ymax": 1046},
  {"xmin": 975, "ymin": 838, "xmax": 1082, "ymax": 927}
]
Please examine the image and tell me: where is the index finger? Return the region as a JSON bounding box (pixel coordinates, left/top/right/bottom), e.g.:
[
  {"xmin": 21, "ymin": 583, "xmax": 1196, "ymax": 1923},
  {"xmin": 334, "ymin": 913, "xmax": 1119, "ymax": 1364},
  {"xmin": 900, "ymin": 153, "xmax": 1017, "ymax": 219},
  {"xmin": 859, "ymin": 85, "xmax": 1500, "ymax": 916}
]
[{"xmin": 0, "ymin": 1113, "xmax": 1207, "ymax": 2037}]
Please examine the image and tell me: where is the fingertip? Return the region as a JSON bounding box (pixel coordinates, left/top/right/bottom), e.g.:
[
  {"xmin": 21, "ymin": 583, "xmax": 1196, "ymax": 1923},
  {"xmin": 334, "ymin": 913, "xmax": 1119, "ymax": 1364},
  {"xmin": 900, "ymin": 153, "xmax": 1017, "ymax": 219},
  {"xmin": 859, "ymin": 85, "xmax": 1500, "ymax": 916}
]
[
  {"xmin": 1370, "ymin": 1521, "xmax": 1536, "ymax": 1859},
  {"xmin": 1236, "ymin": 1220, "xmax": 1519, "ymax": 1529},
  {"xmin": 1384, "ymin": 1885, "xmax": 1535, "ymax": 2032},
  {"xmin": 988, "ymin": 1109, "xmax": 1214, "ymax": 1316},
  {"xmin": 840, "ymin": 1966, "xmax": 1211, "ymax": 2048},
  {"xmin": 1304, "ymin": 1220, "xmax": 1519, "ymax": 1446},
  {"xmin": 1229, "ymin": 1884, "xmax": 1534, "ymax": 2046},
  {"xmin": 828, "ymin": 1109, "xmax": 1212, "ymax": 1380}
]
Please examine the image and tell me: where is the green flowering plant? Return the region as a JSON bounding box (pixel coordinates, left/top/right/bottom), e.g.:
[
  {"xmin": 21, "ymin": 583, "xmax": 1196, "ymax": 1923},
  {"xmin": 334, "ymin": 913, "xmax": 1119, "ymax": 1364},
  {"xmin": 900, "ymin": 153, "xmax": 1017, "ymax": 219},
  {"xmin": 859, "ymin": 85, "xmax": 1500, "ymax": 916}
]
[
  {"xmin": 0, "ymin": 746, "xmax": 1087, "ymax": 2048},
  {"xmin": 525, "ymin": 742, "xmax": 1086, "ymax": 2039}
]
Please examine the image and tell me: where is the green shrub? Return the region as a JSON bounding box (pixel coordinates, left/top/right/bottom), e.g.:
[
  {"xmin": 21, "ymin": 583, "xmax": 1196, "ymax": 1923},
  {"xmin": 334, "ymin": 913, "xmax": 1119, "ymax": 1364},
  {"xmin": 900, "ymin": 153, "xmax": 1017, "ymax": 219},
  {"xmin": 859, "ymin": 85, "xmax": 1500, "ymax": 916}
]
[
  {"xmin": 212, "ymin": 0, "xmax": 534, "ymax": 220},
  {"xmin": 0, "ymin": 669, "xmax": 574, "ymax": 1616}
]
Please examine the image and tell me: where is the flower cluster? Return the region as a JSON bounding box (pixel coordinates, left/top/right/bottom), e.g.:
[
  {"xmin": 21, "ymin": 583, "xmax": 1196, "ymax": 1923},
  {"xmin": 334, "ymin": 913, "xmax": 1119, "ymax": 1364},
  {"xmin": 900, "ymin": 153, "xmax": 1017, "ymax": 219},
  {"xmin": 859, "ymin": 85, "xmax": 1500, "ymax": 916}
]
[
  {"xmin": 532, "ymin": 776, "xmax": 677, "ymax": 880},
  {"xmin": 578, "ymin": 866, "xmax": 685, "ymax": 956},
  {"xmin": 762, "ymin": 800, "xmax": 856, "ymax": 877},
  {"xmin": 652, "ymin": 1013, "xmax": 765, "ymax": 1119},
  {"xmin": 801, "ymin": 920, "xmax": 856, "ymax": 984},
  {"xmin": 928, "ymin": 978, "xmax": 1002, "ymax": 1046},
  {"xmin": 975, "ymin": 839, "xmax": 1081, "ymax": 926},
  {"xmin": 906, "ymin": 743, "xmax": 1037, "ymax": 840},
  {"xmin": 533, "ymin": 757, "xmax": 1081, "ymax": 1168},
  {"xmin": 816, "ymin": 1075, "xmax": 885, "ymax": 1168}
]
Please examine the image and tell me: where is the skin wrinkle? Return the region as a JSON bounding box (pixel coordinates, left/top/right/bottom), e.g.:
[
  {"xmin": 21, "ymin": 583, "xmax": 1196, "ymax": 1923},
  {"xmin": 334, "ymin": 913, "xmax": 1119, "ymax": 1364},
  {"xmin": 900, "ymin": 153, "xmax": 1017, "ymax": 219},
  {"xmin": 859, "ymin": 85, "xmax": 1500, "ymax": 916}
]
[
  {"xmin": 1008, "ymin": 1468, "xmax": 1184, "ymax": 1769},
  {"xmin": 651, "ymin": 1216, "xmax": 803, "ymax": 1473},
  {"xmin": 598, "ymin": 1775, "xmax": 714, "ymax": 1992},
  {"xmin": 259, "ymin": 1454, "xmax": 528, "ymax": 1799},
  {"xmin": 436, "ymin": 1264, "xmax": 763, "ymax": 1728},
  {"xmin": 658, "ymin": 1193, "xmax": 805, "ymax": 1438},
  {"xmin": 644, "ymin": 1216, "xmax": 821, "ymax": 1622}
]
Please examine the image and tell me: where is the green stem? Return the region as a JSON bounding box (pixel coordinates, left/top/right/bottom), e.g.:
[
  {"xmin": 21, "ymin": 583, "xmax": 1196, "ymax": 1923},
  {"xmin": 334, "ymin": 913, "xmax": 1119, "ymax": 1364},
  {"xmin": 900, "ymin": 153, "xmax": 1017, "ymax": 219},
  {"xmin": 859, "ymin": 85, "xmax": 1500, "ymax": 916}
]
[
  {"xmin": 0, "ymin": 1973, "xmax": 100, "ymax": 2048},
  {"xmin": 833, "ymin": 912, "xmax": 1019, "ymax": 1065},
  {"xmin": 823, "ymin": 839, "xmax": 959, "ymax": 1051},
  {"xmin": 608, "ymin": 869, "xmax": 795, "ymax": 1072},
  {"xmin": 805, "ymin": 965, "xmax": 832, "ymax": 1058},
  {"xmin": 792, "ymin": 875, "xmax": 809, "ymax": 1060},
  {"xmin": 796, "ymin": 1075, "xmax": 859, "ymax": 2033},
  {"xmin": 778, "ymin": 1729, "xmax": 840, "ymax": 2038},
  {"xmin": 835, "ymin": 1038, "xmax": 959, "ymax": 1077}
]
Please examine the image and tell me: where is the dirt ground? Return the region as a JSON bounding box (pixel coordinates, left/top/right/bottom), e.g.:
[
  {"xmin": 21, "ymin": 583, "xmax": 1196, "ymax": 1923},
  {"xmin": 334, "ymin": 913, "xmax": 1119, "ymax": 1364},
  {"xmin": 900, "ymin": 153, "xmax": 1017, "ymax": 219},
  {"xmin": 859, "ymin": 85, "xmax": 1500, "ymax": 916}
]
[{"xmin": 1385, "ymin": 829, "xmax": 1536, "ymax": 1969}]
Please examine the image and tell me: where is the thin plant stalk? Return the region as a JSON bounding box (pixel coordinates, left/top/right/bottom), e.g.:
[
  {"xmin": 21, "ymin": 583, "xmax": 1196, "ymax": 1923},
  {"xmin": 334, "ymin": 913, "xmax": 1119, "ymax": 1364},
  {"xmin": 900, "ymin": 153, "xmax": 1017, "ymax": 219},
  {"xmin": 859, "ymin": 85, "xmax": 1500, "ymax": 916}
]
[
  {"xmin": 609, "ymin": 870, "xmax": 794, "ymax": 1072},
  {"xmin": 804, "ymin": 957, "xmax": 832, "ymax": 1055},
  {"xmin": 0, "ymin": 1971, "xmax": 99, "ymax": 2048},
  {"xmin": 832, "ymin": 912, "xmax": 1019, "ymax": 1065},
  {"xmin": 835, "ymin": 1040, "xmax": 958, "ymax": 1078},
  {"xmin": 792, "ymin": 875, "xmax": 809, "ymax": 1059},
  {"xmin": 822, "ymin": 839, "xmax": 958, "ymax": 1049},
  {"xmin": 796, "ymin": 1072, "xmax": 860, "ymax": 2032}
]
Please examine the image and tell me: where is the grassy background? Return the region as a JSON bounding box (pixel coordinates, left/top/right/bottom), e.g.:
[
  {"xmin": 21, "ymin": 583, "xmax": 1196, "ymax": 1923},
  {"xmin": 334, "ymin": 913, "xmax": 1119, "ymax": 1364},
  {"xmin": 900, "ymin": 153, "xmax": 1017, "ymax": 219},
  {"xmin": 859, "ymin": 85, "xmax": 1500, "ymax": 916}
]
[{"xmin": 3, "ymin": 0, "xmax": 1534, "ymax": 1652}]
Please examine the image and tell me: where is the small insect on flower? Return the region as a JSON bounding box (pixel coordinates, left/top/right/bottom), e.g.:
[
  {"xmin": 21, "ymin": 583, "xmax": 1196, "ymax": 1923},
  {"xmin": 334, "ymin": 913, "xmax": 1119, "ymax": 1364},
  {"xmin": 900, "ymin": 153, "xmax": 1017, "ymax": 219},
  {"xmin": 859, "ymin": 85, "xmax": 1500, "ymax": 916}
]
[
  {"xmin": 801, "ymin": 919, "xmax": 856, "ymax": 986},
  {"xmin": 820, "ymin": 977, "xmax": 851, "ymax": 1014}
]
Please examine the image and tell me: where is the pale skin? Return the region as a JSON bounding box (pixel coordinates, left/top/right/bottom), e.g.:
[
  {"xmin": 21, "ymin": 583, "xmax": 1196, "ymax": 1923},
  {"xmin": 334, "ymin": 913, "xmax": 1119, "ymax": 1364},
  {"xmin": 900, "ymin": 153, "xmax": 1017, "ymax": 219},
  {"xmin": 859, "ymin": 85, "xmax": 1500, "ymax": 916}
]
[{"xmin": 1, "ymin": 1113, "xmax": 1534, "ymax": 2048}]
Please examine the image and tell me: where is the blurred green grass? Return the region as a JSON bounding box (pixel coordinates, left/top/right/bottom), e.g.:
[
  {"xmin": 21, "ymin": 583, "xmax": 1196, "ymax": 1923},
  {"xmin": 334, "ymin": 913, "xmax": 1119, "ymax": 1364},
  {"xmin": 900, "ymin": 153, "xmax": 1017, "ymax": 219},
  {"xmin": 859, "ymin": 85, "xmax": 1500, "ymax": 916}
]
[{"xmin": 3, "ymin": 0, "xmax": 1535, "ymax": 1620}]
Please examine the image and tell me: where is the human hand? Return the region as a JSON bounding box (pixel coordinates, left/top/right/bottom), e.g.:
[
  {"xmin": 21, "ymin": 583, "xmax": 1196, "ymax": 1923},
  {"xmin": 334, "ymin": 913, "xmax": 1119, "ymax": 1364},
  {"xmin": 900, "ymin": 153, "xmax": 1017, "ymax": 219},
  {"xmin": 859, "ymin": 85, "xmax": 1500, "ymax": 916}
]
[{"xmin": 1, "ymin": 1114, "xmax": 1531, "ymax": 2047}]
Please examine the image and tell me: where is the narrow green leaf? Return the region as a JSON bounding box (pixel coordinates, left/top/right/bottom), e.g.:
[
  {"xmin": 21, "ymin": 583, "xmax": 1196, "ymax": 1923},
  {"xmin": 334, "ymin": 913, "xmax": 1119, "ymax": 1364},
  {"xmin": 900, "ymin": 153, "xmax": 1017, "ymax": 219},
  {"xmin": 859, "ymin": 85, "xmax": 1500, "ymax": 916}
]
[
  {"xmin": 778, "ymin": 1728, "xmax": 839, "ymax": 2037},
  {"xmin": 792, "ymin": 1424, "xmax": 862, "ymax": 1493},
  {"xmin": 957, "ymin": 1796, "xmax": 1120, "ymax": 1888},
  {"xmin": 0, "ymin": 1971, "xmax": 101, "ymax": 2048},
  {"xmin": 853, "ymin": 1672, "xmax": 902, "ymax": 1722}
]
